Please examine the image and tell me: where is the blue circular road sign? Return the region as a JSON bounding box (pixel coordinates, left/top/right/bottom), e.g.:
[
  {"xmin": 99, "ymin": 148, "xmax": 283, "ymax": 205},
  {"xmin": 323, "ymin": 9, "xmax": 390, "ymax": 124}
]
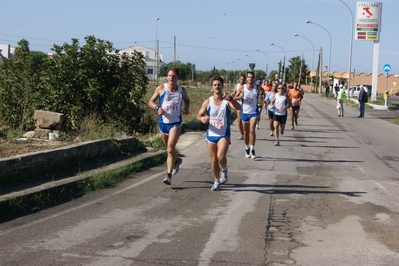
[{"xmin": 383, "ymin": 64, "xmax": 391, "ymax": 73}]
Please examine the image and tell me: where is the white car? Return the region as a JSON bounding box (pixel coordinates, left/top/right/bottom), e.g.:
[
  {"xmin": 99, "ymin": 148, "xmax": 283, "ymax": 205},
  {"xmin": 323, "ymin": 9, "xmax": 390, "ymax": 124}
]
[{"xmin": 350, "ymin": 85, "xmax": 371, "ymax": 96}]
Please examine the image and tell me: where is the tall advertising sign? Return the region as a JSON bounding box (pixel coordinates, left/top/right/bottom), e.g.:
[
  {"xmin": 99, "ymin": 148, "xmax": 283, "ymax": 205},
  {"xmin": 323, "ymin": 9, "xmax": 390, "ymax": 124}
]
[{"xmin": 355, "ymin": 2, "xmax": 382, "ymax": 41}]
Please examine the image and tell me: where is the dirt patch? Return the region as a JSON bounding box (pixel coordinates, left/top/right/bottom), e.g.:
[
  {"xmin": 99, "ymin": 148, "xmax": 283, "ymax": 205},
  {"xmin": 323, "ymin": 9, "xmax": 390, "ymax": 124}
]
[{"xmin": 0, "ymin": 138, "xmax": 78, "ymax": 158}]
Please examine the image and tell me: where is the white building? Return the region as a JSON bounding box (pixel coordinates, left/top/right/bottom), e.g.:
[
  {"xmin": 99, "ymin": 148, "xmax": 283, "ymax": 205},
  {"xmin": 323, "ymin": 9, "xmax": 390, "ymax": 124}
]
[
  {"xmin": 0, "ymin": 44, "xmax": 15, "ymax": 63},
  {"xmin": 119, "ymin": 44, "xmax": 164, "ymax": 79},
  {"xmin": 1, "ymin": 43, "xmax": 164, "ymax": 80}
]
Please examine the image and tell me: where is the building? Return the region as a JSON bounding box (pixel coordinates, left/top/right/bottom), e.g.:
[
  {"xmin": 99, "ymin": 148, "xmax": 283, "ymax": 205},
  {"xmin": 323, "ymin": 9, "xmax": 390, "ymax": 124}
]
[
  {"xmin": 307, "ymin": 69, "xmax": 399, "ymax": 95},
  {"xmin": 118, "ymin": 44, "xmax": 164, "ymax": 80},
  {"xmin": 0, "ymin": 44, "xmax": 15, "ymax": 64}
]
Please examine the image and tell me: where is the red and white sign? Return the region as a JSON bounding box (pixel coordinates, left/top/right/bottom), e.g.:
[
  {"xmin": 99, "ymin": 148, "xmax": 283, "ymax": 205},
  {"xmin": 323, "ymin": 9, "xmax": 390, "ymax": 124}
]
[{"xmin": 355, "ymin": 2, "xmax": 382, "ymax": 41}]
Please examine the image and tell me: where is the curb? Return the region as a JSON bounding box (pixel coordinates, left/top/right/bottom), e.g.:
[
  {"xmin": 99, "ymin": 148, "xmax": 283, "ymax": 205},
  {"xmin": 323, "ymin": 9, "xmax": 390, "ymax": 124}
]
[{"xmin": 0, "ymin": 150, "xmax": 166, "ymax": 218}]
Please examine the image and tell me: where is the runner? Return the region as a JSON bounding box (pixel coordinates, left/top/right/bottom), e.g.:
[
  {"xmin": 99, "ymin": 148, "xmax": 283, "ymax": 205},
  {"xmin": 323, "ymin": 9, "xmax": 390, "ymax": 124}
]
[
  {"xmin": 271, "ymin": 84, "xmax": 291, "ymax": 146},
  {"xmin": 256, "ymin": 88, "xmax": 265, "ymax": 130},
  {"xmin": 148, "ymin": 67, "xmax": 190, "ymax": 185},
  {"xmin": 197, "ymin": 76, "xmax": 241, "ymax": 191},
  {"xmin": 237, "ymin": 71, "xmax": 259, "ymax": 159},
  {"xmin": 264, "ymin": 82, "xmax": 278, "ymax": 137},
  {"xmin": 231, "ymin": 74, "xmax": 246, "ymax": 140},
  {"xmin": 288, "ymin": 82, "xmax": 303, "ymax": 130}
]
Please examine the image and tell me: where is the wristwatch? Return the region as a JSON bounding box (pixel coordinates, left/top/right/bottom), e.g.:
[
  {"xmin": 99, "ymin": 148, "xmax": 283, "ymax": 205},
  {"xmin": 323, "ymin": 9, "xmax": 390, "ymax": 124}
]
[{"xmin": 154, "ymin": 106, "xmax": 160, "ymax": 111}]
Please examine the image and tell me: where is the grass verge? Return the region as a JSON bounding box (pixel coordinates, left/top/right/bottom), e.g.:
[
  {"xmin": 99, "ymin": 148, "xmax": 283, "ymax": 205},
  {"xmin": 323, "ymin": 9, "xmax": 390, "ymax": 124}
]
[{"xmin": 0, "ymin": 152, "xmax": 166, "ymax": 219}]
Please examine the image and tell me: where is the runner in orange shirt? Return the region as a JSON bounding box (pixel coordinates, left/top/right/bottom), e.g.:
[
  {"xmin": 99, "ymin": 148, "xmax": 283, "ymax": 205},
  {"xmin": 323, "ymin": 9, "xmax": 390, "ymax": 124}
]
[{"xmin": 287, "ymin": 82, "xmax": 303, "ymax": 130}]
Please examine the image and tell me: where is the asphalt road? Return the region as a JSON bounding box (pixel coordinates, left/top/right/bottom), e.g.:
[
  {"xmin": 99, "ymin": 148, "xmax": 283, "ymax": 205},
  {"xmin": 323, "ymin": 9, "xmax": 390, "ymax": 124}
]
[{"xmin": 1, "ymin": 93, "xmax": 399, "ymax": 266}]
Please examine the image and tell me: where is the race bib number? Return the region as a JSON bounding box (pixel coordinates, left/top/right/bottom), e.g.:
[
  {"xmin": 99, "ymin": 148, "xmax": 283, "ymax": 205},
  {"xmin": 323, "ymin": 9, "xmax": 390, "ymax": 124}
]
[
  {"xmin": 244, "ymin": 98, "xmax": 254, "ymax": 105},
  {"xmin": 210, "ymin": 117, "xmax": 224, "ymax": 129},
  {"xmin": 163, "ymin": 101, "xmax": 179, "ymax": 113}
]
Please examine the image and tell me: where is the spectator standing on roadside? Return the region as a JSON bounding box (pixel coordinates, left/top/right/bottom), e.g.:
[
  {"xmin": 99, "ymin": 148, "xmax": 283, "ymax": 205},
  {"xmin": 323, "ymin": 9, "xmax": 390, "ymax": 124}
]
[
  {"xmin": 231, "ymin": 74, "xmax": 246, "ymax": 140},
  {"xmin": 325, "ymin": 83, "xmax": 330, "ymax": 99},
  {"xmin": 357, "ymin": 85, "xmax": 368, "ymax": 118},
  {"xmin": 148, "ymin": 67, "xmax": 190, "ymax": 186},
  {"xmin": 197, "ymin": 76, "xmax": 241, "ymax": 191},
  {"xmin": 334, "ymin": 83, "xmax": 339, "ymax": 98},
  {"xmin": 336, "ymin": 84, "xmax": 345, "ymax": 117}
]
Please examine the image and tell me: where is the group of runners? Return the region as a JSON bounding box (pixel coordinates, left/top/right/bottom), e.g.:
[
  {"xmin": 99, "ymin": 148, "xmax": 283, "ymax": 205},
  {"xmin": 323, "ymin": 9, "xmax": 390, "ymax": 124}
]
[
  {"xmin": 148, "ymin": 67, "xmax": 304, "ymax": 191},
  {"xmin": 233, "ymin": 75, "xmax": 304, "ymax": 147}
]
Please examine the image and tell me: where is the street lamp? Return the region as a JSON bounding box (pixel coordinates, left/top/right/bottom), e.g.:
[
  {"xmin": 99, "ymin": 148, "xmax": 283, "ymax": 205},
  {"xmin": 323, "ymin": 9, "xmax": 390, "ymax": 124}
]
[
  {"xmin": 294, "ymin": 33, "xmax": 315, "ymax": 91},
  {"xmin": 338, "ymin": 0, "xmax": 354, "ymax": 98},
  {"xmin": 228, "ymin": 62, "xmax": 236, "ymax": 83},
  {"xmin": 231, "ymin": 61, "xmax": 241, "ymax": 75},
  {"xmin": 306, "ymin": 20, "xmax": 332, "ymax": 88},
  {"xmin": 245, "ymin": 54, "xmax": 257, "ymax": 64},
  {"xmin": 270, "ymin": 43, "xmax": 287, "ymax": 82},
  {"xmin": 245, "ymin": 54, "xmax": 257, "ymax": 79},
  {"xmin": 237, "ymin": 58, "xmax": 248, "ymax": 70},
  {"xmin": 154, "ymin": 17, "xmax": 159, "ymax": 82},
  {"xmin": 256, "ymin": 49, "xmax": 269, "ymax": 76}
]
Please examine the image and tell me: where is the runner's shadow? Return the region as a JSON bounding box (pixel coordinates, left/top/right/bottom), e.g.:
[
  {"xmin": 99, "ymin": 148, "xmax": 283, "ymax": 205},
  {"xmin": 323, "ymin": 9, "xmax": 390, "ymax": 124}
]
[
  {"xmin": 254, "ymin": 157, "xmax": 363, "ymax": 163},
  {"xmin": 177, "ymin": 181, "xmax": 365, "ymax": 197},
  {"xmin": 222, "ymin": 185, "xmax": 365, "ymax": 197}
]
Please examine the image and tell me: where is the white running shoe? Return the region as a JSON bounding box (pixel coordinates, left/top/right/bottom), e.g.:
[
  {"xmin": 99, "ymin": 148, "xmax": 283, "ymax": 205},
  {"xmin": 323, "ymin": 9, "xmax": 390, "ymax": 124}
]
[
  {"xmin": 220, "ymin": 168, "xmax": 228, "ymax": 184},
  {"xmin": 269, "ymin": 131, "xmax": 274, "ymax": 136},
  {"xmin": 172, "ymin": 158, "xmax": 183, "ymax": 175},
  {"xmin": 245, "ymin": 148, "xmax": 251, "ymax": 158},
  {"xmin": 250, "ymin": 149, "xmax": 256, "ymax": 159},
  {"xmin": 163, "ymin": 175, "xmax": 172, "ymax": 185},
  {"xmin": 211, "ymin": 180, "xmax": 221, "ymax": 191},
  {"xmin": 238, "ymin": 135, "xmax": 244, "ymax": 140}
]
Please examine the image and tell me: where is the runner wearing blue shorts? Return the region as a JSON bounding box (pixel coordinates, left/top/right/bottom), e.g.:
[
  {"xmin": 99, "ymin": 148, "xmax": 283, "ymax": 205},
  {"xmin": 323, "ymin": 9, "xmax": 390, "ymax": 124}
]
[
  {"xmin": 237, "ymin": 71, "xmax": 259, "ymax": 159},
  {"xmin": 197, "ymin": 76, "xmax": 241, "ymax": 191},
  {"xmin": 148, "ymin": 67, "xmax": 190, "ymax": 186}
]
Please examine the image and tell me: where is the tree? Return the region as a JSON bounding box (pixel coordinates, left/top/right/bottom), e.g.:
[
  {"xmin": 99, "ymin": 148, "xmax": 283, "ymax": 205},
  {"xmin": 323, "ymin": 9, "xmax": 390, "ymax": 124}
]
[
  {"xmin": 44, "ymin": 36, "xmax": 149, "ymax": 133},
  {"xmin": 267, "ymin": 70, "xmax": 278, "ymax": 81},
  {"xmin": 0, "ymin": 36, "xmax": 150, "ymax": 134},
  {"xmin": 160, "ymin": 61, "xmax": 196, "ymax": 81},
  {"xmin": 287, "ymin": 56, "xmax": 308, "ymax": 84},
  {"xmin": 0, "ymin": 39, "xmax": 47, "ymax": 130}
]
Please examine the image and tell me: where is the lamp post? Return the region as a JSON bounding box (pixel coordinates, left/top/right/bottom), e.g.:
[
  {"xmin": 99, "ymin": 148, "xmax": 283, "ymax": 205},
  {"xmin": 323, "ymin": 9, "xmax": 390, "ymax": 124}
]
[
  {"xmin": 256, "ymin": 49, "xmax": 269, "ymax": 77},
  {"xmin": 231, "ymin": 61, "xmax": 240, "ymax": 68},
  {"xmin": 237, "ymin": 58, "xmax": 248, "ymax": 70},
  {"xmin": 245, "ymin": 54, "xmax": 257, "ymax": 79},
  {"xmin": 294, "ymin": 33, "xmax": 315, "ymax": 92},
  {"xmin": 245, "ymin": 54, "xmax": 257, "ymax": 69},
  {"xmin": 338, "ymin": 0, "xmax": 354, "ymax": 98},
  {"xmin": 306, "ymin": 20, "xmax": 332, "ymax": 88},
  {"xmin": 270, "ymin": 43, "xmax": 287, "ymax": 82},
  {"xmin": 154, "ymin": 17, "xmax": 159, "ymax": 82}
]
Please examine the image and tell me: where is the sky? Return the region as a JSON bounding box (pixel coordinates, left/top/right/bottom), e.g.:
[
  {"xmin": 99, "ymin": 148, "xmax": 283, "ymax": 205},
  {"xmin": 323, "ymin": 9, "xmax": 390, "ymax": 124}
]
[{"xmin": 1, "ymin": 0, "xmax": 398, "ymax": 76}]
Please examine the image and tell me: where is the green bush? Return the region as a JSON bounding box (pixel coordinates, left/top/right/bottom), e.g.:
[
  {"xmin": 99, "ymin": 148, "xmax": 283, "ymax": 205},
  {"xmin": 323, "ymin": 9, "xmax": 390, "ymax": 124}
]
[{"xmin": 0, "ymin": 37, "xmax": 152, "ymax": 136}]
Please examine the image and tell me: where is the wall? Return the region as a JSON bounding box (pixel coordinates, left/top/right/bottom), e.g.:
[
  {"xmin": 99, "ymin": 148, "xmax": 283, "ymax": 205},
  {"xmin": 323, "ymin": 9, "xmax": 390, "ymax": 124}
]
[{"xmin": 327, "ymin": 71, "xmax": 399, "ymax": 95}]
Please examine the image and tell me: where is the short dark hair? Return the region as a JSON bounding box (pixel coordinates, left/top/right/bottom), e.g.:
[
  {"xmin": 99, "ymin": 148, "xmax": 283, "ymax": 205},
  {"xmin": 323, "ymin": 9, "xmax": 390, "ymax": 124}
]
[
  {"xmin": 212, "ymin": 75, "xmax": 224, "ymax": 85},
  {"xmin": 167, "ymin": 66, "xmax": 179, "ymax": 77}
]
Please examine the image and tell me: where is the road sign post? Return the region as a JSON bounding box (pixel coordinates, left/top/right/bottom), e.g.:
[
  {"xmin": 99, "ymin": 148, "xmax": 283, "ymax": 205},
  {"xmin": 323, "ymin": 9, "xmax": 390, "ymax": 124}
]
[{"xmin": 383, "ymin": 63, "xmax": 391, "ymax": 107}]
